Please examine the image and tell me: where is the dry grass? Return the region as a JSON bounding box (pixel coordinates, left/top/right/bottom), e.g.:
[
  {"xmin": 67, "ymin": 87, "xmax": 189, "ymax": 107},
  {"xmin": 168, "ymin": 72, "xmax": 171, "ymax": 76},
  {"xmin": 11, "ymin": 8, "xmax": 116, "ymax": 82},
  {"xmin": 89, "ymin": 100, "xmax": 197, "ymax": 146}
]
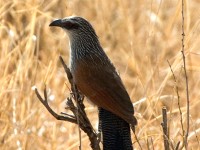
[{"xmin": 1, "ymin": 0, "xmax": 200, "ymax": 149}]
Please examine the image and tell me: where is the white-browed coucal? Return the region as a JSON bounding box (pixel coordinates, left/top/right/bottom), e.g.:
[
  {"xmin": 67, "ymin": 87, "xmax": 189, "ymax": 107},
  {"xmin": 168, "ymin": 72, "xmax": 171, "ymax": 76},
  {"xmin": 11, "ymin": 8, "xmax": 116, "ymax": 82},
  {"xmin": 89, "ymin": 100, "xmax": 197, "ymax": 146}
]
[{"xmin": 50, "ymin": 16, "xmax": 137, "ymax": 150}]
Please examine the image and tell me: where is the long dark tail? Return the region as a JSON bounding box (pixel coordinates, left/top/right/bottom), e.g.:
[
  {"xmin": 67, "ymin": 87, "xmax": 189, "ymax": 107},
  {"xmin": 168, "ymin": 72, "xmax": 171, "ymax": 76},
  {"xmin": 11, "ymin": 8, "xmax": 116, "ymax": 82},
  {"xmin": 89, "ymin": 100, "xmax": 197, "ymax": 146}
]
[{"xmin": 99, "ymin": 108, "xmax": 133, "ymax": 150}]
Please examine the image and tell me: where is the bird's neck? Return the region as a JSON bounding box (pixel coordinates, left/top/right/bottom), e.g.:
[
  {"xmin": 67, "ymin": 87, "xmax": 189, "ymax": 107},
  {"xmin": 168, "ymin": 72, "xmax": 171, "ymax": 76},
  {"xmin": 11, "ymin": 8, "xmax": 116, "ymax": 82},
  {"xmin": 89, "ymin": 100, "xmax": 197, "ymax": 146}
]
[
  {"xmin": 68, "ymin": 36, "xmax": 110, "ymax": 71},
  {"xmin": 69, "ymin": 35, "xmax": 102, "ymax": 59}
]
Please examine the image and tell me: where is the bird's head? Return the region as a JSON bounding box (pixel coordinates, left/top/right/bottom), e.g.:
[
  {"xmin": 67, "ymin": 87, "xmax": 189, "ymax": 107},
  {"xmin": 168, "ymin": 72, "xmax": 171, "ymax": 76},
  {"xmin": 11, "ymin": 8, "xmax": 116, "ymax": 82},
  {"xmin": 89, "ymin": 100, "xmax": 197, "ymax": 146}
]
[{"xmin": 49, "ymin": 16, "xmax": 98, "ymax": 41}]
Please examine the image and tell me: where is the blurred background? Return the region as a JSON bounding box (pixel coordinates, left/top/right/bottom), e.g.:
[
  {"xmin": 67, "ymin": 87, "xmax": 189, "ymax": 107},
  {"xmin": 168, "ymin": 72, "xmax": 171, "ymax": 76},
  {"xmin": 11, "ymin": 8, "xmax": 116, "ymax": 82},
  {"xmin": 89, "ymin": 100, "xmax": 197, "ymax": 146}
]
[{"xmin": 0, "ymin": 0, "xmax": 200, "ymax": 149}]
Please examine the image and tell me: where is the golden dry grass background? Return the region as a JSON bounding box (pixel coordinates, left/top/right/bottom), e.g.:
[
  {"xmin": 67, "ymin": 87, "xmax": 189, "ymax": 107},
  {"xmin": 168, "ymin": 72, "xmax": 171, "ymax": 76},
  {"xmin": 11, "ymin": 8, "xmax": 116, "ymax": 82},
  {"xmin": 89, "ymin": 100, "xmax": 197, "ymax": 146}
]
[{"xmin": 1, "ymin": 0, "xmax": 200, "ymax": 149}]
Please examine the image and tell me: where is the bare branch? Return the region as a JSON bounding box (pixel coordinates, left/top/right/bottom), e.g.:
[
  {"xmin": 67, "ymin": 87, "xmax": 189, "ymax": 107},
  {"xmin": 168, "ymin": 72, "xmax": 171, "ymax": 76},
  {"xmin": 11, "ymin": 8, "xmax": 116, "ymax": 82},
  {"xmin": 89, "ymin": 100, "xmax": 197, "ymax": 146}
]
[
  {"xmin": 59, "ymin": 56, "xmax": 100, "ymax": 150},
  {"xmin": 59, "ymin": 56, "xmax": 73, "ymax": 86},
  {"xmin": 167, "ymin": 60, "xmax": 184, "ymax": 134},
  {"xmin": 35, "ymin": 87, "xmax": 77, "ymax": 124},
  {"xmin": 181, "ymin": 0, "xmax": 190, "ymax": 149},
  {"xmin": 167, "ymin": 60, "xmax": 185, "ymax": 149},
  {"xmin": 175, "ymin": 141, "xmax": 180, "ymax": 150},
  {"xmin": 35, "ymin": 56, "xmax": 101, "ymax": 150},
  {"xmin": 161, "ymin": 107, "xmax": 169, "ymax": 150}
]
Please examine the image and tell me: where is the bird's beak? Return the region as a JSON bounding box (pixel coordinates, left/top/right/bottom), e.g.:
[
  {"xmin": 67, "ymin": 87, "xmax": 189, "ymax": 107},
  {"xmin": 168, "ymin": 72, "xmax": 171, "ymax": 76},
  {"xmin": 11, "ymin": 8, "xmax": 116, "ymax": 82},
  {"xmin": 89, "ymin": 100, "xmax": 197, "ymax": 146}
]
[{"xmin": 49, "ymin": 19, "xmax": 63, "ymax": 27}]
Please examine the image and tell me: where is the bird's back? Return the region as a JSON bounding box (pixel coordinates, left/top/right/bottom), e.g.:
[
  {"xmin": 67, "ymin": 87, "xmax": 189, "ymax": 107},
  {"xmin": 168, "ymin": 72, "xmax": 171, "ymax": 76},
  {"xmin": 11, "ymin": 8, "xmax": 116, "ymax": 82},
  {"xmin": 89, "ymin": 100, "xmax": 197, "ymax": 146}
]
[{"xmin": 71, "ymin": 51, "xmax": 137, "ymax": 126}]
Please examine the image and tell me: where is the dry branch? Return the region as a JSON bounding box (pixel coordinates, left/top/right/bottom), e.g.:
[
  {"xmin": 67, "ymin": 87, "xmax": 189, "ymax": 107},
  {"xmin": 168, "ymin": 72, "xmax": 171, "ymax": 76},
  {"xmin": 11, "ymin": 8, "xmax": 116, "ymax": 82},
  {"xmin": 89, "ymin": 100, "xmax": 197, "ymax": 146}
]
[
  {"xmin": 35, "ymin": 56, "xmax": 100, "ymax": 150},
  {"xmin": 35, "ymin": 87, "xmax": 77, "ymax": 124},
  {"xmin": 181, "ymin": 0, "xmax": 190, "ymax": 149},
  {"xmin": 167, "ymin": 60, "xmax": 184, "ymax": 137},
  {"xmin": 161, "ymin": 107, "xmax": 169, "ymax": 150}
]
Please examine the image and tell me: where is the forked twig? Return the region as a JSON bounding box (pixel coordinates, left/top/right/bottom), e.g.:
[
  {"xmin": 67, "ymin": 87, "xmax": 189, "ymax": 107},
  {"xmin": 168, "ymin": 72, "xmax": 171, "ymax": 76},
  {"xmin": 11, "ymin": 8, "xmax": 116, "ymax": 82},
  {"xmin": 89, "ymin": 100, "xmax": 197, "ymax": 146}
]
[{"xmin": 35, "ymin": 87, "xmax": 76, "ymax": 123}]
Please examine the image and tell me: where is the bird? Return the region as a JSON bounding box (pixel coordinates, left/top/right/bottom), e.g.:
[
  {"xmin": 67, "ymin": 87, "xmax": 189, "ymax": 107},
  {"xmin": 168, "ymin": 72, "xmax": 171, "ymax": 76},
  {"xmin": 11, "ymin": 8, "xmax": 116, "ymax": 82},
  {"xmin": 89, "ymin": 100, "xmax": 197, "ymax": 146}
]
[{"xmin": 49, "ymin": 16, "xmax": 137, "ymax": 150}]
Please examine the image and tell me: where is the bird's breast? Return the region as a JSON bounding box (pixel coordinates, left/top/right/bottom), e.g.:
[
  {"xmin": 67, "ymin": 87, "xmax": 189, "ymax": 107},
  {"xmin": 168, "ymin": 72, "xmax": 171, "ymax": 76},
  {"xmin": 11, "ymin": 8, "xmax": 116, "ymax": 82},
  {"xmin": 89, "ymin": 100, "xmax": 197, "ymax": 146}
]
[{"xmin": 70, "ymin": 57, "xmax": 91, "ymax": 85}]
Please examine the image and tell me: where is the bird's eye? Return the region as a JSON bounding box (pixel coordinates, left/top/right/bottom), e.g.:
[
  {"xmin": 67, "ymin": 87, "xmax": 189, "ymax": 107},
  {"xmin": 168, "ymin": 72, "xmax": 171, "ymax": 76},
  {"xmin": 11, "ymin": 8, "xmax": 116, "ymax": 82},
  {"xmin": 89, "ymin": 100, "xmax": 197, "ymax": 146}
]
[{"xmin": 64, "ymin": 21, "xmax": 79, "ymax": 30}]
